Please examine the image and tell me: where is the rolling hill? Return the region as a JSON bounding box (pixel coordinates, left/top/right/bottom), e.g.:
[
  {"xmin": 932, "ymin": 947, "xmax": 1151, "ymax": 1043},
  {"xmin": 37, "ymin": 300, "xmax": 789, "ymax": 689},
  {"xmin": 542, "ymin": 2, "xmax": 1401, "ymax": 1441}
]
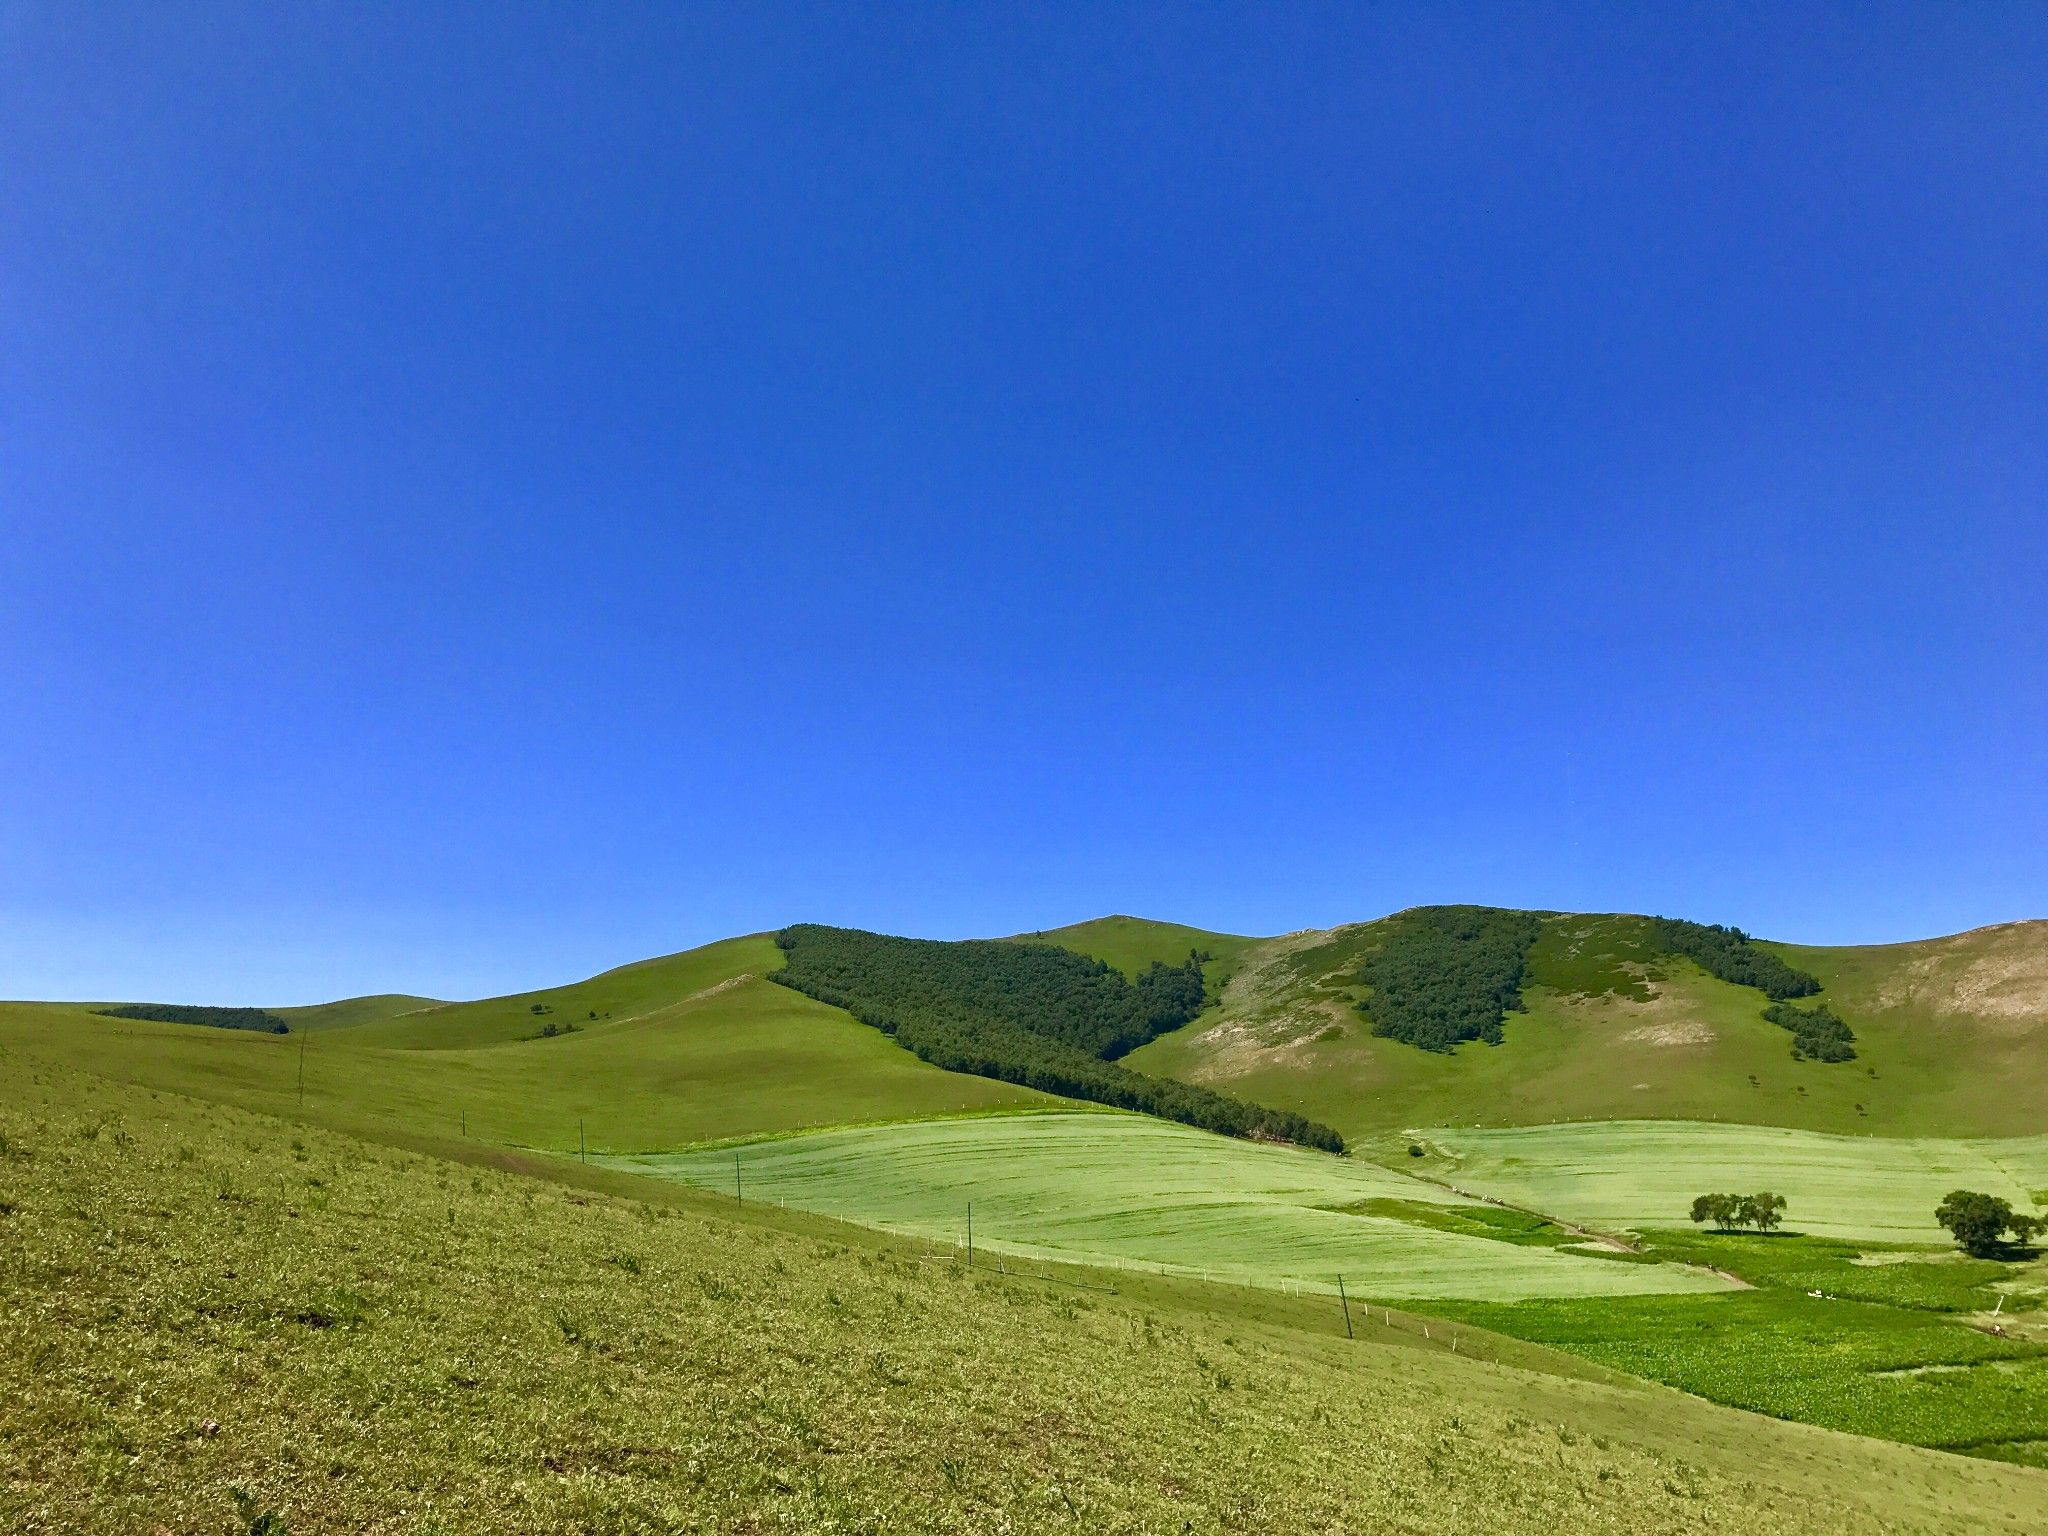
[
  {"xmin": 1117, "ymin": 910, "xmax": 2048, "ymax": 1139},
  {"xmin": 7, "ymin": 1055, "xmax": 2043, "ymax": 1533},
  {"xmin": 6, "ymin": 903, "xmax": 2046, "ymax": 1496}
]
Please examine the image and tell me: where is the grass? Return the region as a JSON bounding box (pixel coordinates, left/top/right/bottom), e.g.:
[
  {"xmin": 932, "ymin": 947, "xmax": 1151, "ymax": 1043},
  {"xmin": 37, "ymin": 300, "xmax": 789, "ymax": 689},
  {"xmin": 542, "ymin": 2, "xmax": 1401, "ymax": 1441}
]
[
  {"xmin": 1402, "ymin": 1120, "xmax": 2048, "ymax": 1242},
  {"xmin": 0, "ymin": 934, "xmax": 1048, "ymax": 1154},
  {"xmin": 1012, "ymin": 915, "xmax": 1262, "ymax": 992},
  {"xmin": 1128, "ymin": 912, "xmax": 2048, "ymax": 1138},
  {"xmin": 7, "ymin": 1063, "xmax": 2044, "ymax": 1534},
  {"xmin": 609, "ymin": 1112, "xmax": 1734, "ymax": 1301},
  {"xmin": 1439, "ymin": 1230, "xmax": 2048, "ymax": 1466}
]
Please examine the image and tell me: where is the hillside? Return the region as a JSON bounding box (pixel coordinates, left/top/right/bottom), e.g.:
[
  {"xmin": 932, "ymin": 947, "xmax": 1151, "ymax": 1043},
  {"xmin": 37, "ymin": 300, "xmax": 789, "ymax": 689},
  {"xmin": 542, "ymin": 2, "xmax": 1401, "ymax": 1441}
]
[
  {"xmin": 5, "ymin": 1061, "xmax": 2041, "ymax": 1534},
  {"xmin": 275, "ymin": 993, "xmax": 443, "ymax": 1031},
  {"xmin": 1125, "ymin": 911, "xmax": 2048, "ymax": 1139},
  {"xmin": 1008, "ymin": 914, "xmax": 1263, "ymax": 991},
  {"xmin": 0, "ymin": 933, "xmax": 1048, "ymax": 1154}
]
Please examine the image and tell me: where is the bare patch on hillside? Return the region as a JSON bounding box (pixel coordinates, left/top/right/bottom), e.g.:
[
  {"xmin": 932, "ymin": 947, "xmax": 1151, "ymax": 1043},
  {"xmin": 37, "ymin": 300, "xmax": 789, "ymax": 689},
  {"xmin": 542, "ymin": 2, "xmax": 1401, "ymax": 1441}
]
[{"xmin": 1867, "ymin": 922, "xmax": 2048, "ymax": 1031}]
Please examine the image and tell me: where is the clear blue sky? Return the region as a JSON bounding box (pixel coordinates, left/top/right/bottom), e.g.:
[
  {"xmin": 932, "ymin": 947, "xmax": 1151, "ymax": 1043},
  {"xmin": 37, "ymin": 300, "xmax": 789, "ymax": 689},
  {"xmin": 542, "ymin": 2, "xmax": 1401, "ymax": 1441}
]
[{"xmin": 3, "ymin": 4, "xmax": 2043, "ymax": 1003}]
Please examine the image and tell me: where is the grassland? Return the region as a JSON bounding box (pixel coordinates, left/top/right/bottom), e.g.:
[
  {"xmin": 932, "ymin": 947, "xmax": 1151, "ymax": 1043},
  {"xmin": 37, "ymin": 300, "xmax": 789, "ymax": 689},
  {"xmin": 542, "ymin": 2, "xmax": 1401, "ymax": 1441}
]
[
  {"xmin": 1014, "ymin": 914, "xmax": 1262, "ymax": 992},
  {"xmin": 1128, "ymin": 912, "xmax": 2048, "ymax": 1137},
  {"xmin": 0, "ymin": 935, "xmax": 1047, "ymax": 1153},
  {"xmin": 611, "ymin": 1112, "xmax": 1733, "ymax": 1301},
  {"xmin": 1406, "ymin": 1120, "xmax": 2048, "ymax": 1241},
  {"xmin": 8, "ymin": 1063, "xmax": 2045, "ymax": 1533},
  {"xmin": 1441, "ymin": 1230, "xmax": 2048, "ymax": 1466}
]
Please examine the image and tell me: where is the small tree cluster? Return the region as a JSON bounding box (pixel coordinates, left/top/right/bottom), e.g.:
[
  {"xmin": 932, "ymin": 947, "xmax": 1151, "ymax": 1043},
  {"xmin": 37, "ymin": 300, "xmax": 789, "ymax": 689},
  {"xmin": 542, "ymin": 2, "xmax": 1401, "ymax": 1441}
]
[
  {"xmin": 1934, "ymin": 1190, "xmax": 2045, "ymax": 1258},
  {"xmin": 1688, "ymin": 1191, "xmax": 1788, "ymax": 1232}
]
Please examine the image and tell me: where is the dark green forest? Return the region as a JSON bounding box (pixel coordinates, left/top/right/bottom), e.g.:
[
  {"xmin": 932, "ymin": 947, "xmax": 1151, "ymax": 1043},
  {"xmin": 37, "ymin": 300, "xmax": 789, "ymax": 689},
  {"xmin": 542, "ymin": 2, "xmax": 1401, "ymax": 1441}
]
[
  {"xmin": 771, "ymin": 925, "xmax": 1344, "ymax": 1152},
  {"xmin": 1762, "ymin": 1001, "xmax": 1857, "ymax": 1062},
  {"xmin": 91, "ymin": 1003, "xmax": 290, "ymax": 1034},
  {"xmin": 1652, "ymin": 919, "xmax": 1820, "ymax": 1000},
  {"xmin": 1355, "ymin": 906, "xmax": 1544, "ymax": 1051}
]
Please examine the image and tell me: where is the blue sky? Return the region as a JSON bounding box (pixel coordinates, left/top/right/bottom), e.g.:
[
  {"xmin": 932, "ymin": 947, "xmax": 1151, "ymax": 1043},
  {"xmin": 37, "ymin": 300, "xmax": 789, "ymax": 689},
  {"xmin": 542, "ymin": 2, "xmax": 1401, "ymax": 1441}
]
[{"xmin": 3, "ymin": 4, "xmax": 2044, "ymax": 1002}]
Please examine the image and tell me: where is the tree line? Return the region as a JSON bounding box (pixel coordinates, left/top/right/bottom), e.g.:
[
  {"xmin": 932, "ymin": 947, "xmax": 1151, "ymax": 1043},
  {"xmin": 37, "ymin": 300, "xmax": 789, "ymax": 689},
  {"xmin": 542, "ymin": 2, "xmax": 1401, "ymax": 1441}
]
[
  {"xmin": 1354, "ymin": 906, "xmax": 1544, "ymax": 1052},
  {"xmin": 1689, "ymin": 1191, "xmax": 1788, "ymax": 1231},
  {"xmin": 1936, "ymin": 1190, "xmax": 2044, "ymax": 1258},
  {"xmin": 92, "ymin": 1003, "xmax": 290, "ymax": 1034},
  {"xmin": 770, "ymin": 925, "xmax": 1346, "ymax": 1152},
  {"xmin": 1651, "ymin": 919, "xmax": 1820, "ymax": 1000}
]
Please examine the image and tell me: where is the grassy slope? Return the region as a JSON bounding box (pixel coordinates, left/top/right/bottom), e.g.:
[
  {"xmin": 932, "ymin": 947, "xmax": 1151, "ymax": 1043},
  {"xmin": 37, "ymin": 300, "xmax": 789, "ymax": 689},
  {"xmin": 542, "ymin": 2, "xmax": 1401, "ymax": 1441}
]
[
  {"xmin": 613, "ymin": 1112, "xmax": 1731, "ymax": 1301},
  {"xmin": 1012, "ymin": 914, "xmax": 1263, "ymax": 992},
  {"xmin": 1130, "ymin": 912, "xmax": 2048, "ymax": 1139},
  {"xmin": 275, "ymin": 994, "xmax": 442, "ymax": 1031},
  {"xmin": 0, "ymin": 934, "xmax": 1048, "ymax": 1154},
  {"xmin": 6, "ymin": 1063, "xmax": 2041, "ymax": 1534}
]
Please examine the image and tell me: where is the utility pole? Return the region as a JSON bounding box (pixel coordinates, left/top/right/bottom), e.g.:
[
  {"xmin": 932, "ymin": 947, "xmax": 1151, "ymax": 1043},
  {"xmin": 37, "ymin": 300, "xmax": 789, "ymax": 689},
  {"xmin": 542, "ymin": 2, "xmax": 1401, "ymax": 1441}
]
[
  {"xmin": 735, "ymin": 1151, "xmax": 742, "ymax": 1206},
  {"xmin": 297, "ymin": 1033, "xmax": 306, "ymax": 1105},
  {"xmin": 579, "ymin": 1119, "xmax": 586, "ymax": 1163},
  {"xmin": 967, "ymin": 1202, "xmax": 974, "ymax": 1268},
  {"xmin": 1337, "ymin": 1274, "xmax": 1353, "ymax": 1339}
]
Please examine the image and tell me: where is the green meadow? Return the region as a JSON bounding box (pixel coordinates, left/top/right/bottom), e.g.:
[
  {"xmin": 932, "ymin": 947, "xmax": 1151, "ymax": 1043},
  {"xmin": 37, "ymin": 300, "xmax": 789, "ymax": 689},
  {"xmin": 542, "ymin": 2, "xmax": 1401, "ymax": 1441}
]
[
  {"xmin": 6, "ymin": 910, "xmax": 2048, "ymax": 1520},
  {"xmin": 8, "ymin": 1062, "xmax": 2045, "ymax": 1535},
  {"xmin": 610, "ymin": 1112, "xmax": 1732, "ymax": 1301},
  {"xmin": 1407, "ymin": 1120, "xmax": 2048, "ymax": 1241},
  {"xmin": 0, "ymin": 944, "xmax": 1046, "ymax": 1155}
]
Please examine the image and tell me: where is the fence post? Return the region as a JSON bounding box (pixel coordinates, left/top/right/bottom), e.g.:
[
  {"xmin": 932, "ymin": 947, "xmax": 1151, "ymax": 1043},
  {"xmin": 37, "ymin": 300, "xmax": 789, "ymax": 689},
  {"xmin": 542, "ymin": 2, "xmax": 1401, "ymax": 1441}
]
[
  {"xmin": 735, "ymin": 1151, "xmax": 742, "ymax": 1206},
  {"xmin": 579, "ymin": 1119, "xmax": 586, "ymax": 1163},
  {"xmin": 966, "ymin": 1202, "xmax": 974, "ymax": 1269}
]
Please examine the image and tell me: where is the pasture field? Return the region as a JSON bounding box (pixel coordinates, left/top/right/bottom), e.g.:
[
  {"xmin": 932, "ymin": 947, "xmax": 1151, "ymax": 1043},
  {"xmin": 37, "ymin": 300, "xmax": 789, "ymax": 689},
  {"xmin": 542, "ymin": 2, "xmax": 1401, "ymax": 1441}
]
[
  {"xmin": 611, "ymin": 1112, "xmax": 1734, "ymax": 1301},
  {"xmin": 1404, "ymin": 1120, "xmax": 2048, "ymax": 1241},
  {"xmin": 1128, "ymin": 913, "xmax": 2048, "ymax": 1138},
  {"xmin": 0, "ymin": 943, "xmax": 1046, "ymax": 1154},
  {"xmin": 1442, "ymin": 1231, "xmax": 2048, "ymax": 1466},
  {"xmin": 7, "ymin": 1063, "xmax": 2044, "ymax": 1534}
]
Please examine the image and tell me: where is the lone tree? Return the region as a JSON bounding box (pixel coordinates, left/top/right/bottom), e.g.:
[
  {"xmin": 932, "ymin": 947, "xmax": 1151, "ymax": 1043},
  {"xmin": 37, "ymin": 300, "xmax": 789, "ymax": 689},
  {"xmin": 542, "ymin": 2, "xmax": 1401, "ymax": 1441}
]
[{"xmin": 1935, "ymin": 1190, "xmax": 2045, "ymax": 1258}]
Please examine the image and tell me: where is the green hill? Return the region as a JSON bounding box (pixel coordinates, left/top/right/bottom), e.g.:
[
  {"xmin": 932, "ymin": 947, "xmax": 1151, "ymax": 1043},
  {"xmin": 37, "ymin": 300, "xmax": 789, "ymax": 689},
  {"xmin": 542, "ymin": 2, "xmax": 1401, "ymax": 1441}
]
[
  {"xmin": 0, "ymin": 933, "xmax": 1048, "ymax": 1153},
  {"xmin": 6, "ymin": 1060, "xmax": 2041, "ymax": 1534},
  {"xmin": 275, "ymin": 993, "xmax": 442, "ymax": 1031},
  {"xmin": 1126, "ymin": 911, "xmax": 2048, "ymax": 1139},
  {"xmin": 1010, "ymin": 914, "xmax": 1263, "ymax": 990}
]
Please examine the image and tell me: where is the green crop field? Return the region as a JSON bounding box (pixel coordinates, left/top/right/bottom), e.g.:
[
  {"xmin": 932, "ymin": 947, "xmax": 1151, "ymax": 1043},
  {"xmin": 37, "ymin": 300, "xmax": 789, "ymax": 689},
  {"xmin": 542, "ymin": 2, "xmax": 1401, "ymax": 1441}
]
[
  {"xmin": 1128, "ymin": 913, "xmax": 2048, "ymax": 1138},
  {"xmin": 9, "ymin": 1062, "xmax": 2046, "ymax": 1535},
  {"xmin": 611, "ymin": 1112, "xmax": 1734, "ymax": 1301},
  {"xmin": 1405, "ymin": 1120, "xmax": 2048, "ymax": 1241},
  {"xmin": 1441, "ymin": 1229, "xmax": 2048, "ymax": 1466}
]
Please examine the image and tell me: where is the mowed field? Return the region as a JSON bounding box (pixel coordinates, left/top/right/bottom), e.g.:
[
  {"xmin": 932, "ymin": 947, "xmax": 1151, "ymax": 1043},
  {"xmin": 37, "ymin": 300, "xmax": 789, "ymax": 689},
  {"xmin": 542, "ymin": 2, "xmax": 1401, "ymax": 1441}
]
[
  {"xmin": 13, "ymin": 1066, "xmax": 2041, "ymax": 1535},
  {"xmin": 612, "ymin": 1112, "xmax": 1733, "ymax": 1301},
  {"xmin": 0, "ymin": 935, "xmax": 1047, "ymax": 1154},
  {"xmin": 1408, "ymin": 1120, "xmax": 2048, "ymax": 1241}
]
